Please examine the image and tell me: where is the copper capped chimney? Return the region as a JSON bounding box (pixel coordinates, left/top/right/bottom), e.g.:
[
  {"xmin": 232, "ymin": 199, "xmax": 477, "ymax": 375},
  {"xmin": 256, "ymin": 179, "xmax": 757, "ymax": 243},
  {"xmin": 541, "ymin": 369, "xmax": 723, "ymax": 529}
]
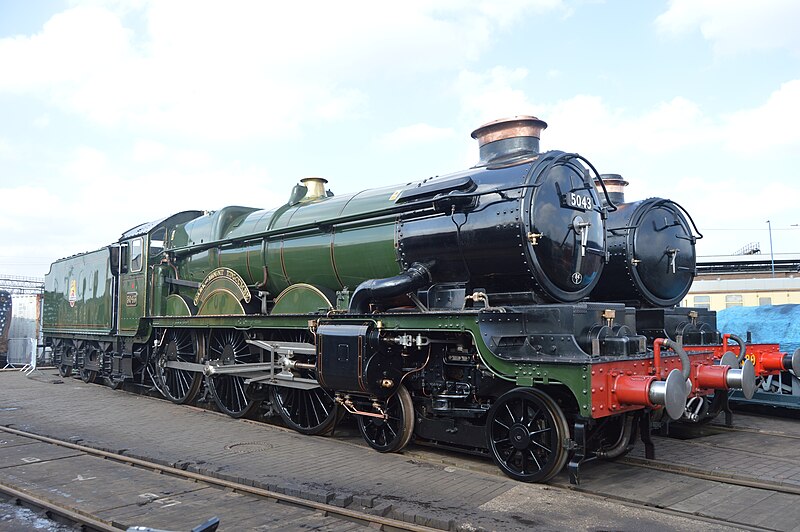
[
  {"xmin": 471, "ymin": 115, "xmax": 548, "ymax": 166},
  {"xmin": 594, "ymin": 173, "xmax": 628, "ymax": 206},
  {"xmin": 300, "ymin": 177, "xmax": 328, "ymax": 200}
]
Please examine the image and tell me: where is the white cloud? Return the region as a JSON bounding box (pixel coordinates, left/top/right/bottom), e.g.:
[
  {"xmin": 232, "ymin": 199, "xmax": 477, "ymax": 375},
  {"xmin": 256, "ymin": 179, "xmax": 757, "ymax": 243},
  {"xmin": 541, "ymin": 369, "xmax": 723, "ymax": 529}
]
[
  {"xmin": 455, "ymin": 67, "xmax": 539, "ymax": 126},
  {"xmin": 456, "ymin": 67, "xmax": 800, "ymax": 163},
  {"xmin": 131, "ymin": 139, "xmax": 166, "ymax": 163},
  {"xmin": 453, "ymin": 68, "xmax": 715, "ymax": 157},
  {"xmin": 655, "ymin": 0, "xmax": 800, "ymax": 55},
  {"xmin": 0, "ymin": 1, "xmax": 565, "ymax": 141},
  {"xmin": 723, "ymin": 80, "xmax": 800, "ymax": 152},
  {"xmin": 376, "ymin": 123, "xmax": 455, "ymax": 150},
  {"xmin": 546, "ymin": 95, "xmax": 716, "ymax": 156}
]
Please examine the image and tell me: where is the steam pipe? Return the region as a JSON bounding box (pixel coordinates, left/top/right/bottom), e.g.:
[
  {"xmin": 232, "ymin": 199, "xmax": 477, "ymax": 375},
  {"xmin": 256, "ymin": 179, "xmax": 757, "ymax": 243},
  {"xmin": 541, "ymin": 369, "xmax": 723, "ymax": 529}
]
[
  {"xmin": 724, "ymin": 333, "xmax": 747, "ymax": 364},
  {"xmin": 654, "ymin": 338, "xmax": 691, "ymax": 380},
  {"xmin": 595, "ymin": 414, "xmax": 634, "ymax": 459},
  {"xmin": 349, "ymin": 262, "xmax": 433, "ymax": 314}
]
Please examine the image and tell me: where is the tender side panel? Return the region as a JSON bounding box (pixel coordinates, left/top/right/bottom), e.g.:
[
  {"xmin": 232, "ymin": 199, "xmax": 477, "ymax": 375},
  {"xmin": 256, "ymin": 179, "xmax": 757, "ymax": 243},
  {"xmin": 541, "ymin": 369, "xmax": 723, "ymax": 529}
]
[{"xmin": 43, "ymin": 249, "xmax": 114, "ymax": 335}]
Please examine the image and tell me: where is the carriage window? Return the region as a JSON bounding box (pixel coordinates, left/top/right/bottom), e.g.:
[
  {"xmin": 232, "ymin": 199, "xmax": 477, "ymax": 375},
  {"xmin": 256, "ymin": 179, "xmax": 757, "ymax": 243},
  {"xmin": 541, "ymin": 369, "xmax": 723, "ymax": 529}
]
[
  {"xmin": 130, "ymin": 238, "xmax": 143, "ymax": 272},
  {"xmin": 693, "ymin": 295, "xmax": 710, "ymax": 310},
  {"xmin": 759, "ymin": 297, "xmax": 772, "ymax": 306}
]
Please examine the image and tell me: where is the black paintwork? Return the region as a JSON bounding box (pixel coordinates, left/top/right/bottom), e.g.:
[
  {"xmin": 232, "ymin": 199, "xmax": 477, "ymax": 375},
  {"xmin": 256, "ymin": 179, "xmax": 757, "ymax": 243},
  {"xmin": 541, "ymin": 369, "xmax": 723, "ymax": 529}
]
[
  {"xmin": 636, "ymin": 307, "xmax": 721, "ymax": 345},
  {"xmin": 591, "ymin": 198, "xmax": 696, "ymax": 307},
  {"xmin": 397, "ymin": 151, "xmax": 606, "ymax": 304},
  {"xmin": 477, "ymin": 303, "xmax": 647, "ymax": 363}
]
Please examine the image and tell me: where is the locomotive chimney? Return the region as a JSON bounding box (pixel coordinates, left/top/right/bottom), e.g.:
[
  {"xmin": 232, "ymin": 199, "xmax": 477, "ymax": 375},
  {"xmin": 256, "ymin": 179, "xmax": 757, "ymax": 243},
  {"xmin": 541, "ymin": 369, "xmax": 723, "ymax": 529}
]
[
  {"xmin": 300, "ymin": 177, "xmax": 328, "ymax": 200},
  {"xmin": 471, "ymin": 116, "xmax": 547, "ymax": 166},
  {"xmin": 595, "ymin": 174, "xmax": 628, "ymax": 206},
  {"xmin": 288, "ymin": 177, "xmax": 329, "ymax": 205}
]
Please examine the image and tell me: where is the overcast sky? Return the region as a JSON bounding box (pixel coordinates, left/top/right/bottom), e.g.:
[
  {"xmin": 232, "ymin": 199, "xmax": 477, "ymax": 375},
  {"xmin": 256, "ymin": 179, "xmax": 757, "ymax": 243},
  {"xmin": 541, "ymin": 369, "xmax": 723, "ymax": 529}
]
[{"xmin": 1, "ymin": 0, "xmax": 799, "ymax": 278}]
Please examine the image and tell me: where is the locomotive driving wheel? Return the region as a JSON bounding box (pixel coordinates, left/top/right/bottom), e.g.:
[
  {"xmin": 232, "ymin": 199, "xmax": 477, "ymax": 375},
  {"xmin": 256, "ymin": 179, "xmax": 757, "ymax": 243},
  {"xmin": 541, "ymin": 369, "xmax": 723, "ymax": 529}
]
[
  {"xmin": 269, "ymin": 330, "xmax": 339, "ymax": 435},
  {"xmin": 271, "ymin": 376, "xmax": 339, "ymax": 435},
  {"xmin": 487, "ymin": 388, "xmax": 570, "ymax": 483},
  {"xmin": 205, "ymin": 329, "xmax": 260, "ymax": 418},
  {"xmin": 357, "ymin": 385, "xmax": 414, "ymax": 453},
  {"xmin": 155, "ymin": 328, "xmax": 203, "ymax": 404}
]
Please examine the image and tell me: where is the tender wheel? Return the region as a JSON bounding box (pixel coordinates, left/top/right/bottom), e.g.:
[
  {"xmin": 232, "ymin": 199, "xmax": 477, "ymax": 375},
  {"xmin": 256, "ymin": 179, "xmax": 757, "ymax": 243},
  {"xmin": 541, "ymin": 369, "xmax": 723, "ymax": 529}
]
[
  {"xmin": 58, "ymin": 343, "xmax": 75, "ymax": 377},
  {"xmin": 80, "ymin": 368, "xmax": 97, "ymax": 384},
  {"xmin": 205, "ymin": 329, "xmax": 260, "ymax": 418},
  {"xmin": 487, "ymin": 388, "xmax": 570, "ymax": 483},
  {"xmin": 155, "ymin": 329, "xmax": 203, "ymax": 404},
  {"xmin": 271, "ymin": 379, "xmax": 339, "ymax": 435},
  {"xmin": 357, "ymin": 385, "xmax": 414, "ymax": 453}
]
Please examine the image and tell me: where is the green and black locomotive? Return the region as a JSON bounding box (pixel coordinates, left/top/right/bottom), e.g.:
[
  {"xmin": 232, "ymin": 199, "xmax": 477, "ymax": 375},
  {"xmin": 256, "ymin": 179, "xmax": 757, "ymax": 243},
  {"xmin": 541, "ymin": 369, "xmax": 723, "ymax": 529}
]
[{"xmin": 43, "ymin": 116, "xmax": 753, "ymax": 483}]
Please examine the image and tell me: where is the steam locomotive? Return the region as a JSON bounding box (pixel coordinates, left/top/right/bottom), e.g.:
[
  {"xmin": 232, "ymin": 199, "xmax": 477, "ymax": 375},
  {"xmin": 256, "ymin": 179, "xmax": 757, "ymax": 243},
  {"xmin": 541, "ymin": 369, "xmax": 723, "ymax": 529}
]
[{"xmin": 43, "ymin": 116, "xmax": 756, "ymax": 484}]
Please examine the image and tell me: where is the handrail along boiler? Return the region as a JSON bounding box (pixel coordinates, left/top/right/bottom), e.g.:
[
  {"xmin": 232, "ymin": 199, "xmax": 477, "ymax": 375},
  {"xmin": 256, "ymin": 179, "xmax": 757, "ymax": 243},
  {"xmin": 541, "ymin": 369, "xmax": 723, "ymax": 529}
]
[{"xmin": 43, "ymin": 116, "xmax": 752, "ymax": 483}]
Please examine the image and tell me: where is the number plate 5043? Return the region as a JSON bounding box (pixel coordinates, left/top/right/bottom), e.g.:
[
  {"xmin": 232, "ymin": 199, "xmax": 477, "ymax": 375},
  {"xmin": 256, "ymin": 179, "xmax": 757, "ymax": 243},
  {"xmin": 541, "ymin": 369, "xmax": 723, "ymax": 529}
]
[{"xmin": 568, "ymin": 192, "xmax": 593, "ymax": 210}]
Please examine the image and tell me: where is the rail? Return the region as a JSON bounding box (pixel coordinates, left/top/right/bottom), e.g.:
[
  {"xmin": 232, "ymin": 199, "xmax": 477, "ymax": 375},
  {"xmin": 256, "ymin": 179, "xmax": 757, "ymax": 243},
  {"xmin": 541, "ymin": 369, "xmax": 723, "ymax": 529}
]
[{"xmin": 0, "ymin": 425, "xmax": 441, "ymax": 532}]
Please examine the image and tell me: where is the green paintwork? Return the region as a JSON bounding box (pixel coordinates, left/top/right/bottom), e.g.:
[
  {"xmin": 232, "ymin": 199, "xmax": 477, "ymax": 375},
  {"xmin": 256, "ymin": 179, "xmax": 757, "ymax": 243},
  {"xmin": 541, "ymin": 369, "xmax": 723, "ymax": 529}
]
[
  {"xmin": 271, "ymin": 284, "xmax": 334, "ymax": 315},
  {"xmin": 118, "ymin": 270, "xmax": 146, "ymax": 334},
  {"xmin": 282, "ymin": 233, "xmax": 341, "ymax": 288},
  {"xmin": 145, "ymin": 309, "xmax": 594, "ymax": 417},
  {"xmin": 166, "ymin": 182, "xmax": 404, "ymax": 303},
  {"xmin": 197, "ymin": 290, "xmax": 245, "ymax": 315},
  {"xmin": 192, "ymin": 268, "xmax": 251, "ymax": 316},
  {"xmin": 43, "ymin": 247, "xmax": 114, "ymax": 335},
  {"xmin": 217, "ymin": 242, "xmax": 264, "ymax": 285},
  {"xmin": 332, "ymin": 223, "xmax": 399, "ymax": 289},
  {"xmin": 44, "ymin": 211, "xmax": 204, "ymax": 339},
  {"xmin": 165, "ymin": 295, "xmax": 194, "ymax": 316}
]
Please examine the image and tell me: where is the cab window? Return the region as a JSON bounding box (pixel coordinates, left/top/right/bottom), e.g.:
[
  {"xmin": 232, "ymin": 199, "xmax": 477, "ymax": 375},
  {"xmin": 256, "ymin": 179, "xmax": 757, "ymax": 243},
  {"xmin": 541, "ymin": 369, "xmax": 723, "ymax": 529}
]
[
  {"xmin": 130, "ymin": 238, "xmax": 143, "ymax": 272},
  {"xmin": 150, "ymin": 228, "xmax": 166, "ymax": 258}
]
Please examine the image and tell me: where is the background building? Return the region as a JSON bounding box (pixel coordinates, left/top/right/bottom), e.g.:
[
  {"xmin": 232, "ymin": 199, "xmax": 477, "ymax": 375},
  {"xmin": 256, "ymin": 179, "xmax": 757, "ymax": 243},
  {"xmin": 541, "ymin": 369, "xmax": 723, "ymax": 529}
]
[{"xmin": 683, "ymin": 253, "xmax": 800, "ymax": 311}]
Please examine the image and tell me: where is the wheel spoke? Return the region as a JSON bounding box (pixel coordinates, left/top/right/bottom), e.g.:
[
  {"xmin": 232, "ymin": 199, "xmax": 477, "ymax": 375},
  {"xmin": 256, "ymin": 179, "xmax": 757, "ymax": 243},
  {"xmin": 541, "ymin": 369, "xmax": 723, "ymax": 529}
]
[
  {"xmin": 487, "ymin": 389, "xmax": 568, "ymax": 483},
  {"xmin": 206, "ymin": 329, "xmax": 258, "ymax": 418},
  {"xmin": 357, "ymin": 386, "xmax": 414, "ymax": 453},
  {"xmin": 527, "ymin": 449, "xmax": 543, "ymax": 471},
  {"xmin": 530, "ymin": 439, "xmax": 552, "ymax": 453},
  {"xmin": 505, "ymin": 403, "xmax": 517, "ymax": 423},
  {"xmin": 493, "ymin": 419, "xmax": 511, "ymax": 431}
]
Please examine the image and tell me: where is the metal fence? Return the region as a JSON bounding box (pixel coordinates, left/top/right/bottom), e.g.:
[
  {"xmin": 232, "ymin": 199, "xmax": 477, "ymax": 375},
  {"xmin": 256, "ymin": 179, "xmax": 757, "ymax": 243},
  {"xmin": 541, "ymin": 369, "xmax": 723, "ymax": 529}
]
[{"xmin": 3, "ymin": 337, "xmax": 45, "ymax": 376}]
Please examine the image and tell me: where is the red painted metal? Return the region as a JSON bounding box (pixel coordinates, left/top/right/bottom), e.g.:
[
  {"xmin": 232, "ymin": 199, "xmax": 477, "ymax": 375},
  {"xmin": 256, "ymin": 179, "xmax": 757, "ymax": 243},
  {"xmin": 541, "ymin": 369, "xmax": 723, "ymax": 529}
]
[
  {"xmin": 695, "ymin": 364, "xmax": 728, "ymax": 390},
  {"xmin": 683, "ymin": 342, "xmax": 784, "ymax": 376},
  {"xmin": 589, "ymin": 348, "xmax": 717, "ymax": 419},
  {"xmin": 612, "ymin": 374, "xmax": 657, "ymax": 408}
]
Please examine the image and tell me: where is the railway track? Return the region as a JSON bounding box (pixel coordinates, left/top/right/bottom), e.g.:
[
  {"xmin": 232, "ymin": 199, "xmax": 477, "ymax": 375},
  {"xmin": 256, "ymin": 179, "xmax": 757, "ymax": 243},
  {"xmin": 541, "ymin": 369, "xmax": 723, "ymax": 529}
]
[
  {"xmin": 5, "ymin": 371, "xmax": 799, "ymax": 531},
  {"xmin": 617, "ymin": 454, "xmax": 800, "ymax": 495},
  {"xmin": 396, "ymin": 435, "xmax": 799, "ymax": 532},
  {"xmin": 120, "ymin": 387, "xmax": 800, "ymax": 529},
  {"xmin": 4, "ymin": 421, "xmax": 781, "ymax": 532},
  {"xmin": 0, "ymin": 425, "xmax": 439, "ymax": 532}
]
